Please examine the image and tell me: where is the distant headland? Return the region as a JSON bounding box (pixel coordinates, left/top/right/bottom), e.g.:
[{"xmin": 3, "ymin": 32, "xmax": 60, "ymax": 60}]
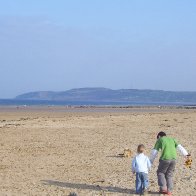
[{"xmin": 14, "ymin": 88, "xmax": 196, "ymax": 105}]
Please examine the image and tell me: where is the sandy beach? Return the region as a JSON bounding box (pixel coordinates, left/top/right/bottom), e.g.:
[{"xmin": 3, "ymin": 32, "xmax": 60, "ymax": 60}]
[{"xmin": 0, "ymin": 107, "xmax": 195, "ymax": 196}]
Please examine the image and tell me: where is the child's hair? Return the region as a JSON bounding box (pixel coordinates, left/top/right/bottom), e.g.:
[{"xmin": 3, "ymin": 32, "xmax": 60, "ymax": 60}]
[{"xmin": 137, "ymin": 144, "xmax": 145, "ymax": 153}]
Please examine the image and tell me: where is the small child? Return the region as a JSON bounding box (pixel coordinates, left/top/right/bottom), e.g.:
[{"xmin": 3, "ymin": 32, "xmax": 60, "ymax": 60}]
[{"xmin": 132, "ymin": 144, "xmax": 151, "ymax": 195}]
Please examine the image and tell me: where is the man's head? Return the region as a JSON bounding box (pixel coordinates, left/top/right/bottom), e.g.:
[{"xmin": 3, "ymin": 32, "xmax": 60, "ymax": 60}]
[{"xmin": 157, "ymin": 131, "xmax": 166, "ymax": 139}]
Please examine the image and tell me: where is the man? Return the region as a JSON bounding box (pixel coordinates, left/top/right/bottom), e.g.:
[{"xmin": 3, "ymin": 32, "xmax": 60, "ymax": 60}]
[{"xmin": 150, "ymin": 131, "xmax": 189, "ymax": 195}]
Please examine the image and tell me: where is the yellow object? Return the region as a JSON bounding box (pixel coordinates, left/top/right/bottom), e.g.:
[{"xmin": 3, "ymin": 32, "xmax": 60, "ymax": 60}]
[{"xmin": 185, "ymin": 156, "xmax": 192, "ymax": 168}]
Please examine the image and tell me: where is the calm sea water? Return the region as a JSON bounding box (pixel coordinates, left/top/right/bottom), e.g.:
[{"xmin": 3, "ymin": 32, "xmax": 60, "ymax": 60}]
[{"xmin": 0, "ymin": 99, "xmax": 193, "ymax": 106}]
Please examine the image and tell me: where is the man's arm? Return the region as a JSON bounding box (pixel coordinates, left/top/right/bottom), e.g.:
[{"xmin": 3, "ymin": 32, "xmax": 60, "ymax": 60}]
[
  {"xmin": 150, "ymin": 149, "xmax": 158, "ymax": 164},
  {"xmin": 150, "ymin": 139, "xmax": 161, "ymax": 164},
  {"xmin": 177, "ymin": 144, "xmax": 189, "ymax": 156}
]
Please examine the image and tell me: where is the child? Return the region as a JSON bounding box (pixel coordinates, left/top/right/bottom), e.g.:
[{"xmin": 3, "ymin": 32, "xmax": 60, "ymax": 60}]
[{"xmin": 132, "ymin": 144, "xmax": 151, "ymax": 195}]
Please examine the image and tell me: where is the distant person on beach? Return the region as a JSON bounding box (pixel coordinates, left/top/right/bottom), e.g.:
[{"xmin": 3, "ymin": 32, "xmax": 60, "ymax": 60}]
[
  {"xmin": 132, "ymin": 144, "xmax": 151, "ymax": 195},
  {"xmin": 150, "ymin": 131, "xmax": 190, "ymax": 195}
]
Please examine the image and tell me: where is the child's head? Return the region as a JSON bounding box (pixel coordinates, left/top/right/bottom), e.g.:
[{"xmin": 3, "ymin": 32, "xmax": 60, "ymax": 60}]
[{"xmin": 137, "ymin": 144, "xmax": 145, "ymax": 154}]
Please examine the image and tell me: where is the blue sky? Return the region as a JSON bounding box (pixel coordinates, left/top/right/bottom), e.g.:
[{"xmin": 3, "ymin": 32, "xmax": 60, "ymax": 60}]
[{"xmin": 0, "ymin": 0, "xmax": 196, "ymax": 98}]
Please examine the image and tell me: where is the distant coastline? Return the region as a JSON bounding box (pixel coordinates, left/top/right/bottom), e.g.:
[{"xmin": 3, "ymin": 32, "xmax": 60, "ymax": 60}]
[
  {"xmin": 1, "ymin": 88, "xmax": 196, "ymax": 106},
  {"xmin": 1, "ymin": 98, "xmax": 196, "ymax": 107}
]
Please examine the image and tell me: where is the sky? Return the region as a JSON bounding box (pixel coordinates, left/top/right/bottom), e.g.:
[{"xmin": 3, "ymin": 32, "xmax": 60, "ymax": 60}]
[{"xmin": 0, "ymin": 0, "xmax": 196, "ymax": 98}]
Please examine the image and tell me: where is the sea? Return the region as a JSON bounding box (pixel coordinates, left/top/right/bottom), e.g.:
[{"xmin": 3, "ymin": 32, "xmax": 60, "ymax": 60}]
[{"xmin": 0, "ymin": 99, "xmax": 195, "ymax": 107}]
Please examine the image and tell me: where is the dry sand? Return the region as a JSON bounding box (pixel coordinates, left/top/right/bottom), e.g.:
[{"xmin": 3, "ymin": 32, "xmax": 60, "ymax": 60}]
[{"xmin": 0, "ymin": 107, "xmax": 195, "ymax": 196}]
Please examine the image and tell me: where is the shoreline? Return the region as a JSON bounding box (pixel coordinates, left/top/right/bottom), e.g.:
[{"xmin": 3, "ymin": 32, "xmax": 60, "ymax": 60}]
[{"xmin": 1, "ymin": 104, "xmax": 196, "ymax": 110}]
